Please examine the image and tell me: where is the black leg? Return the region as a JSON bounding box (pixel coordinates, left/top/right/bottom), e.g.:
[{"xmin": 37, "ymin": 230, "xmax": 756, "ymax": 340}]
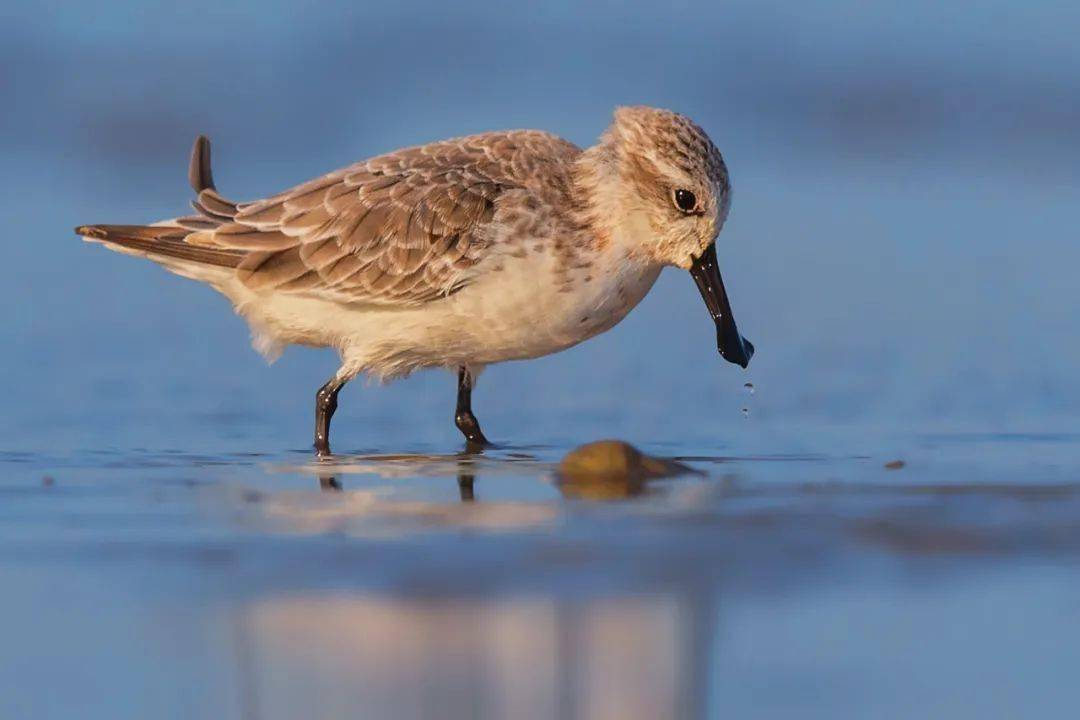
[
  {"xmin": 314, "ymin": 377, "xmax": 346, "ymax": 457},
  {"xmin": 454, "ymin": 367, "xmax": 490, "ymax": 448},
  {"xmin": 458, "ymin": 471, "xmax": 475, "ymax": 502},
  {"xmin": 318, "ymin": 474, "xmax": 342, "ymax": 492}
]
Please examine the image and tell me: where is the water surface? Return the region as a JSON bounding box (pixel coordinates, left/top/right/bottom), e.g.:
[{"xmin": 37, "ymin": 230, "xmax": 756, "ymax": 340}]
[{"xmin": 2, "ymin": 433, "xmax": 1079, "ymax": 719}]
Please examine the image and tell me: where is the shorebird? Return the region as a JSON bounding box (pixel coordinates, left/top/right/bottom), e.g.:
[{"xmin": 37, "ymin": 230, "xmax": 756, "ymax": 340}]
[{"xmin": 76, "ymin": 106, "xmax": 753, "ymax": 455}]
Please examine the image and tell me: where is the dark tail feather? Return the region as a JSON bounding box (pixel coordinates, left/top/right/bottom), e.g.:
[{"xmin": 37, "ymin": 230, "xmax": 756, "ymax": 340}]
[
  {"xmin": 74, "ymin": 224, "xmax": 242, "ymax": 268},
  {"xmin": 189, "ymin": 135, "xmax": 215, "ymax": 192},
  {"xmin": 187, "ymin": 135, "xmax": 241, "ymax": 220}
]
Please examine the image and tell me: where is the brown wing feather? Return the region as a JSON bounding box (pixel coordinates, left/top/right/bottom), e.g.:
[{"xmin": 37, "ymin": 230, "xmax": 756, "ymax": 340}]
[{"xmin": 218, "ymin": 130, "xmax": 580, "ymax": 305}]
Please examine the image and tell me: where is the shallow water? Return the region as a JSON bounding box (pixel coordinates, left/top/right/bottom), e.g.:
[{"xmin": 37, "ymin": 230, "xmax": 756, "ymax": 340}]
[{"xmin": 3, "ymin": 433, "xmax": 1080, "ymax": 719}]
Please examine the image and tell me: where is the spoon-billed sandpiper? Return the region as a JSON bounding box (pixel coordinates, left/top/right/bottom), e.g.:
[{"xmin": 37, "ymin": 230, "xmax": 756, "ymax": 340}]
[{"xmin": 76, "ymin": 106, "xmax": 754, "ymax": 455}]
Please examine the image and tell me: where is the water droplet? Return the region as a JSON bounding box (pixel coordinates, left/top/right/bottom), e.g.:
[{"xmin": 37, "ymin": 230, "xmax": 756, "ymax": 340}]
[
  {"xmin": 743, "ymin": 382, "xmax": 755, "ymax": 395},
  {"xmin": 741, "ymin": 407, "xmax": 750, "ymax": 419}
]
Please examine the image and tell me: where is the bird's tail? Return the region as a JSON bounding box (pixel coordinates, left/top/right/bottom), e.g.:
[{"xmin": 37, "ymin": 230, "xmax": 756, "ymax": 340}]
[{"xmin": 74, "ymin": 136, "xmax": 245, "ymax": 279}]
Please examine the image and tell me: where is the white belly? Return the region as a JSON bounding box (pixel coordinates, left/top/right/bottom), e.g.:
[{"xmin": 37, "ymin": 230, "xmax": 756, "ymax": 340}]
[{"xmin": 228, "ymin": 246, "xmax": 662, "ymax": 381}]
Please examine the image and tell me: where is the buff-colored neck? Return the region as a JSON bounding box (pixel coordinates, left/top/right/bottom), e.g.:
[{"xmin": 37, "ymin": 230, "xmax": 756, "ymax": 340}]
[{"xmin": 571, "ymin": 132, "xmax": 660, "ymax": 264}]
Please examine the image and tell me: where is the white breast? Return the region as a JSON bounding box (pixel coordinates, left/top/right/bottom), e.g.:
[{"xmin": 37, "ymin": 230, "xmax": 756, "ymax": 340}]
[{"xmin": 453, "ymin": 245, "xmax": 662, "ymax": 363}]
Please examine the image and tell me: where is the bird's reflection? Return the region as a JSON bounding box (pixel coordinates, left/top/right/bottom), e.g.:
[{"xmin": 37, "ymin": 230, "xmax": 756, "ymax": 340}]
[
  {"xmin": 313, "ymin": 440, "xmax": 692, "ymax": 502},
  {"xmin": 230, "ymin": 576, "xmax": 719, "ymax": 719},
  {"xmin": 253, "ymin": 444, "xmax": 719, "ymax": 717},
  {"xmin": 314, "ymin": 452, "xmax": 480, "ymax": 502},
  {"xmin": 318, "ymin": 473, "xmax": 342, "ymax": 492},
  {"xmin": 457, "ymin": 471, "xmax": 476, "ymax": 502}
]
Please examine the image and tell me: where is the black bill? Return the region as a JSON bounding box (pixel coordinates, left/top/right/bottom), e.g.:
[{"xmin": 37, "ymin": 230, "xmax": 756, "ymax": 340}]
[{"xmin": 689, "ymin": 243, "xmax": 754, "ymax": 368}]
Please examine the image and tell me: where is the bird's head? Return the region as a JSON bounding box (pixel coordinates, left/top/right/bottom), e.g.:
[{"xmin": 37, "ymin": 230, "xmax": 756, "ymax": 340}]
[{"xmin": 581, "ymin": 106, "xmax": 753, "ymax": 368}]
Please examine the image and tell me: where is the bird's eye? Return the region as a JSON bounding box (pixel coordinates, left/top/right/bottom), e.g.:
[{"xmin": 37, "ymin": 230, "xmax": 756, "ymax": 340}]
[{"xmin": 673, "ymin": 188, "xmax": 697, "ymax": 213}]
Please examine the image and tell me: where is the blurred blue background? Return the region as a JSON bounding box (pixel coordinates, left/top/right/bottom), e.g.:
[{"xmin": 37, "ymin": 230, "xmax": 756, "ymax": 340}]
[
  {"xmin": 3, "ymin": 0, "xmax": 1078, "ymax": 455},
  {"xmin": 2, "ymin": 4, "xmax": 1080, "ymax": 719}
]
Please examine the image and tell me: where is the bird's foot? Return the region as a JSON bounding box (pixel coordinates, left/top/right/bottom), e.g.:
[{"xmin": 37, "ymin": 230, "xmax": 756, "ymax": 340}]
[{"xmin": 455, "ymin": 412, "xmax": 491, "ymax": 451}]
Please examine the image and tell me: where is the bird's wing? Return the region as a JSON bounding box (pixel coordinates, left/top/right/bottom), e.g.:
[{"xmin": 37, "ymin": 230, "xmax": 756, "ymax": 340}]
[{"xmin": 176, "ymin": 131, "xmax": 580, "ymax": 305}]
